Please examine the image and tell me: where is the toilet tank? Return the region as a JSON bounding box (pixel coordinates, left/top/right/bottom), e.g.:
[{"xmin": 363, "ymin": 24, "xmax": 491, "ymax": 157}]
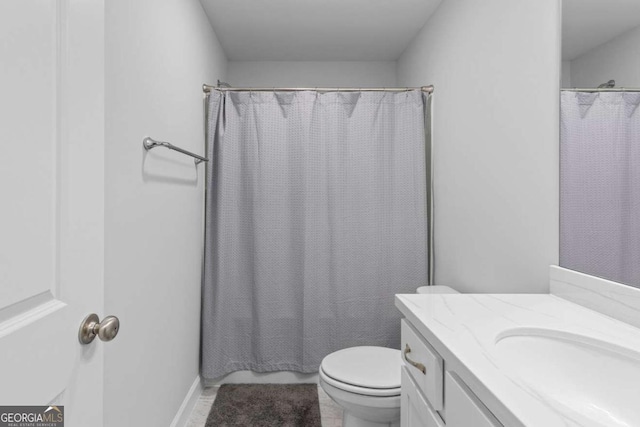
[{"xmin": 415, "ymin": 285, "xmax": 459, "ymax": 294}]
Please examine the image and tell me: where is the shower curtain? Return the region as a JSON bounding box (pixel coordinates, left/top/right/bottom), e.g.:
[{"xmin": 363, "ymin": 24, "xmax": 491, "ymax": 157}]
[
  {"xmin": 560, "ymin": 91, "xmax": 640, "ymax": 288},
  {"xmin": 202, "ymin": 90, "xmax": 430, "ymax": 379}
]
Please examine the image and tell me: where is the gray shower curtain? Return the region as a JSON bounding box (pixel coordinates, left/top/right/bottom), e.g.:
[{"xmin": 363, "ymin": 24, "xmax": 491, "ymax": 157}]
[
  {"xmin": 560, "ymin": 91, "xmax": 640, "ymax": 288},
  {"xmin": 202, "ymin": 90, "xmax": 430, "ymax": 379}
]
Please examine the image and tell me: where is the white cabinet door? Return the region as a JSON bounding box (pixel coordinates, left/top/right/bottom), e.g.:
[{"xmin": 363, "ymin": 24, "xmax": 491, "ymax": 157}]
[
  {"xmin": 401, "ymin": 367, "xmax": 445, "ymax": 427},
  {"xmin": 0, "ymin": 1, "xmax": 105, "ymax": 426},
  {"xmin": 445, "ymin": 372, "xmax": 502, "ymax": 427}
]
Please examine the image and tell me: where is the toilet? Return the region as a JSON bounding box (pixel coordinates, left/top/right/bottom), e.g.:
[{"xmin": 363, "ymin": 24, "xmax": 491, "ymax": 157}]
[
  {"xmin": 319, "ymin": 346, "xmax": 402, "ymax": 427},
  {"xmin": 415, "ymin": 285, "xmax": 459, "ymax": 295},
  {"xmin": 319, "ymin": 285, "xmax": 459, "ymax": 427}
]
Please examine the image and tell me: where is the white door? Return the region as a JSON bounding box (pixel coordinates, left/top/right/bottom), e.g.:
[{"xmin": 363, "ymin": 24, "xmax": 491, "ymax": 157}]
[{"xmin": 0, "ymin": 1, "xmax": 106, "ymax": 426}]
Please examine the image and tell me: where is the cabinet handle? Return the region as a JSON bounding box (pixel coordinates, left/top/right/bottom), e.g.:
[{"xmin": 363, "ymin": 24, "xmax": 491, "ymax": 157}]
[{"xmin": 403, "ymin": 344, "xmax": 426, "ymax": 375}]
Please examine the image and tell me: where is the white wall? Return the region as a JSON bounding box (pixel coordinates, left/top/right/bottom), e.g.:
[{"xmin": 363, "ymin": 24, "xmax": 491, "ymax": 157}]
[
  {"xmin": 562, "ymin": 60, "xmax": 572, "ymax": 87},
  {"xmin": 104, "ymin": 1, "xmax": 226, "ymax": 426},
  {"xmin": 570, "ymin": 25, "xmax": 640, "ymax": 88},
  {"xmin": 227, "ymin": 61, "xmax": 397, "ymax": 87},
  {"xmin": 398, "ymin": 0, "xmax": 561, "ymax": 293}
]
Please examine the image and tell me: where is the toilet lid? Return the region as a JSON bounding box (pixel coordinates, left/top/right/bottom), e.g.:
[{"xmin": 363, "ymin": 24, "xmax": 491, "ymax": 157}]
[{"xmin": 321, "ymin": 346, "xmax": 401, "ymax": 389}]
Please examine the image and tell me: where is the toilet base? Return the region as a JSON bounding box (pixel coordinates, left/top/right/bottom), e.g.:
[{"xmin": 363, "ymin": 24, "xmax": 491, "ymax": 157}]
[
  {"xmin": 343, "ymin": 412, "xmax": 400, "ymax": 427},
  {"xmin": 319, "ymin": 375, "xmax": 400, "ymax": 427}
]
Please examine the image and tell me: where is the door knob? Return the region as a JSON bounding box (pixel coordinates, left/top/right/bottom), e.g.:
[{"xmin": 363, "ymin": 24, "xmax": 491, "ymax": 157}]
[{"xmin": 78, "ymin": 313, "xmax": 120, "ymax": 344}]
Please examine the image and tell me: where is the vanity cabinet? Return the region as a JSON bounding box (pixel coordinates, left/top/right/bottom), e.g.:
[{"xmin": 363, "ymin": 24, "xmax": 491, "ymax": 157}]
[
  {"xmin": 400, "ymin": 319, "xmax": 502, "ymax": 427},
  {"xmin": 401, "ymin": 367, "xmax": 444, "ymax": 427},
  {"xmin": 445, "ymin": 372, "xmax": 502, "ymax": 427}
]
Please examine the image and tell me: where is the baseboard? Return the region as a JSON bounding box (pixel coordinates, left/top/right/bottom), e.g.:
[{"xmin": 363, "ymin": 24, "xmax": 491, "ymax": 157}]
[
  {"xmin": 170, "ymin": 376, "xmax": 202, "ymax": 427},
  {"xmin": 204, "ymin": 370, "xmax": 319, "ymax": 387}
]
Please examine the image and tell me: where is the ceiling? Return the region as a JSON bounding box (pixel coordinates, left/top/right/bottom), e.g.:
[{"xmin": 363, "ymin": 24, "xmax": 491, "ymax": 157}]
[
  {"xmin": 563, "ymin": 0, "xmax": 640, "ymax": 60},
  {"xmin": 199, "ymin": 0, "xmax": 443, "ymax": 61}
]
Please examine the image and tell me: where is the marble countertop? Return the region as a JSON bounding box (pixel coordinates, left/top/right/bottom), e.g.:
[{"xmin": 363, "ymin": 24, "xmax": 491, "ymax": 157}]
[{"xmin": 395, "ymin": 293, "xmax": 640, "ymax": 427}]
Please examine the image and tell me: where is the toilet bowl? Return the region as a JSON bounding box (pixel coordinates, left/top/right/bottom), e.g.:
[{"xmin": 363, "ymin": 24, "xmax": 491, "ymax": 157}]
[
  {"xmin": 319, "ymin": 346, "xmax": 402, "ymax": 427},
  {"xmin": 319, "ymin": 286, "xmax": 459, "ymax": 427}
]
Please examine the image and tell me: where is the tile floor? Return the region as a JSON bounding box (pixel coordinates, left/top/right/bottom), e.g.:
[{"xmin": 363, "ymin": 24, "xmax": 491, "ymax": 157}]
[{"xmin": 186, "ymin": 385, "xmax": 343, "ymax": 427}]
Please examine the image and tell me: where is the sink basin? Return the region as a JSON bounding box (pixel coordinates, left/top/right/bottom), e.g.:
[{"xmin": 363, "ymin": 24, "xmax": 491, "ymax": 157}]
[{"xmin": 494, "ymin": 328, "xmax": 640, "ymax": 427}]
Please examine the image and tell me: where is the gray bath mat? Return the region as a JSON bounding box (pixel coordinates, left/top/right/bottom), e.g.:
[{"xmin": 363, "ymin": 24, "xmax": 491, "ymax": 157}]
[{"xmin": 205, "ymin": 383, "xmax": 322, "ymax": 427}]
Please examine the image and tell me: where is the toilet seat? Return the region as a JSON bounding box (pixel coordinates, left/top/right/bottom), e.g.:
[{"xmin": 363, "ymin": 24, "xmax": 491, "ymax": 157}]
[
  {"xmin": 320, "ymin": 366, "xmax": 401, "ymax": 397},
  {"xmin": 319, "ymin": 346, "xmax": 402, "ymax": 397}
]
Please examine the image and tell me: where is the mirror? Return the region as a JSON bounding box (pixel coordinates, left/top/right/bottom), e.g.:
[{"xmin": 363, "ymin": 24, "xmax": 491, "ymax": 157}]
[{"xmin": 560, "ymin": 0, "xmax": 640, "ymax": 288}]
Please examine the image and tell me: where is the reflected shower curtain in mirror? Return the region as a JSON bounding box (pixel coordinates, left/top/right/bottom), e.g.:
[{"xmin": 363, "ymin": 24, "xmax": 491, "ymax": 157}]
[
  {"xmin": 560, "ymin": 91, "xmax": 640, "ymax": 288},
  {"xmin": 202, "ymin": 90, "xmax": 430, "ymax": 379}
]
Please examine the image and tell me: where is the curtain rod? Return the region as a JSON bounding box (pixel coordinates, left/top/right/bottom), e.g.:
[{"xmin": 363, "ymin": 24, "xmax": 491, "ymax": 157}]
[
  {"xmin": 562, "ymin": 88, "xmax": 640, "ymax": 92},
  {"xmin": 202, "ymin": 84, "xmax": 434, "ymax": 94}
]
